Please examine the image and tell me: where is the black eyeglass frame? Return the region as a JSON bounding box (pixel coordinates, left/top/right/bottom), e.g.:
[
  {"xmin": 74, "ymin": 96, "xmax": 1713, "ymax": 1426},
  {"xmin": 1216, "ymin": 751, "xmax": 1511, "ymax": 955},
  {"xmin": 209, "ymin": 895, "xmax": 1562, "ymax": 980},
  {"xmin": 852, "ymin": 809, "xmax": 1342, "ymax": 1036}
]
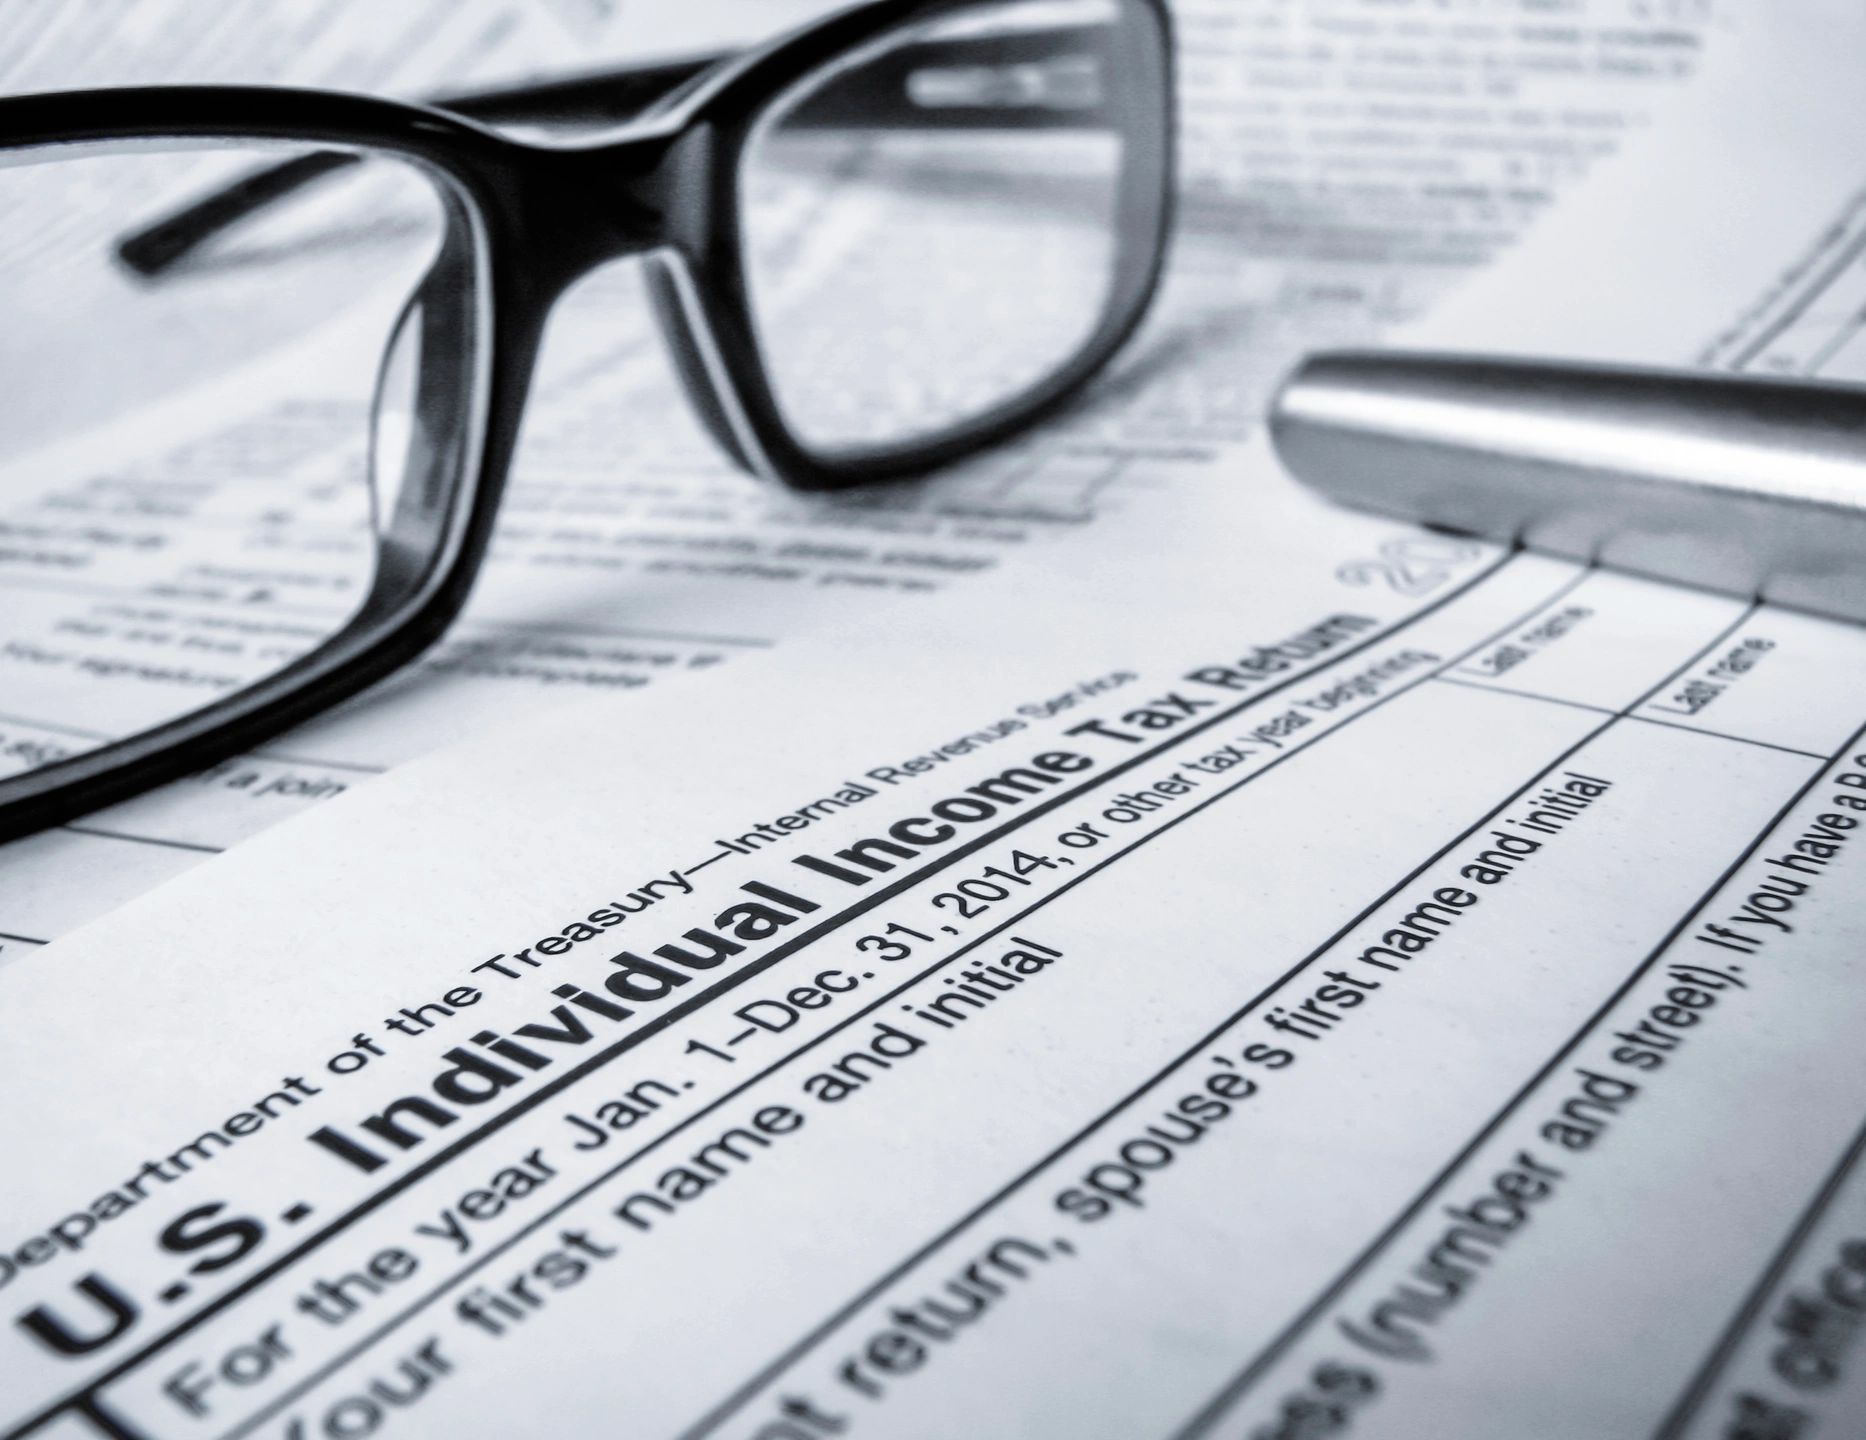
[{"xmin": 0, "ymin": 0, "xmax": 1174, "ymax": 842}]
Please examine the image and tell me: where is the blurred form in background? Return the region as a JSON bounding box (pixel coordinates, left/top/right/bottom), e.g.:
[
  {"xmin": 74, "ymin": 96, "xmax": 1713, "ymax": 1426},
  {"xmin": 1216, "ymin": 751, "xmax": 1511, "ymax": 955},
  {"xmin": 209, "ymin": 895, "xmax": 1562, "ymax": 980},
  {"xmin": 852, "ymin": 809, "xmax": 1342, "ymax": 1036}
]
[{"xmin": 0, "ymin": 0, "xmax": 1733, "ymax": 942}]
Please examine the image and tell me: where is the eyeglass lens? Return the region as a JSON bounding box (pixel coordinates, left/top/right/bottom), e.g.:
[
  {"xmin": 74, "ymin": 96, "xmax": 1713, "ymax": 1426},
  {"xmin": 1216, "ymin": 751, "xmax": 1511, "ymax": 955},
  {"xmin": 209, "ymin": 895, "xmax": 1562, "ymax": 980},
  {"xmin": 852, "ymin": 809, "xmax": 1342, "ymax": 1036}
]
[
  {"xmin": 738, "ymin": 0, "xmax": 1167, "ymax": 457},
  {"xmin": 0, "ymin": 143, "xmax": 482, "ymax": 784}
]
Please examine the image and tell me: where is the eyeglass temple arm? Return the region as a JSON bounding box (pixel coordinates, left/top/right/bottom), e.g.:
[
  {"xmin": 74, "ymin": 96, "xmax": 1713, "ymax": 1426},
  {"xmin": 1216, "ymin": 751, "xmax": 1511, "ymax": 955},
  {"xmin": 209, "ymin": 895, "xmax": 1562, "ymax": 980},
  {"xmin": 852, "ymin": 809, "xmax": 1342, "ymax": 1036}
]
[{"xmin": 116, "ymin": 25, "xmax": 1118, "ymax": 280}]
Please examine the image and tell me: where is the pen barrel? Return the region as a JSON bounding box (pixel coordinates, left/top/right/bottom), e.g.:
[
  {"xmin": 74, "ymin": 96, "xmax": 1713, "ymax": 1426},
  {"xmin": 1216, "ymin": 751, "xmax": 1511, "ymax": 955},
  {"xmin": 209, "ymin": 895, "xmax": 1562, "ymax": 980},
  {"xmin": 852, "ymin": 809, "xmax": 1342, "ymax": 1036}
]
[{"xmin": 1271, "ymin": 350, "xmax": 1866, "ymax": 623}]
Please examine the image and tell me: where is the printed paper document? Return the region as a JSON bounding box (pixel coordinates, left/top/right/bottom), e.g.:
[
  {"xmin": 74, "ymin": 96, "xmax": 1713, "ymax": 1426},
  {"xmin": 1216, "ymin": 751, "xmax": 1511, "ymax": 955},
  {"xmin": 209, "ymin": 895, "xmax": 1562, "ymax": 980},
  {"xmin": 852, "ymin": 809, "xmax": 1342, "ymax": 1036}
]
[{"xmin": 5, "ymin": 10, "xmax": 1866, "ymax": 1440}]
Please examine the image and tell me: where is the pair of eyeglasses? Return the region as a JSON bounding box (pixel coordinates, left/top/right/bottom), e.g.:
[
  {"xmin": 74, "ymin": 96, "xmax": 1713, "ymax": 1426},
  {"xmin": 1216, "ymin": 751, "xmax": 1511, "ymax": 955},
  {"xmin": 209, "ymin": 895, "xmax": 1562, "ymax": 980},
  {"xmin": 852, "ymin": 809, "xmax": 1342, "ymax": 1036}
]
[{"xmin": 0, "ymin": 0, "xmax": 1174, "ymax": 841}]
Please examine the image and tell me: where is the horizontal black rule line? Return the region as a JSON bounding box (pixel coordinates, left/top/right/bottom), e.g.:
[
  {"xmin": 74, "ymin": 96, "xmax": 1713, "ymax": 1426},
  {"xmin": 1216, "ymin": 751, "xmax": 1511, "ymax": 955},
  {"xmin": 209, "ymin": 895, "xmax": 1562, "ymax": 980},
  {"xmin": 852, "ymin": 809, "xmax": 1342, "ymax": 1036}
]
[{"xmin": 60, "ymin": 824, "xmax": 223, "ymax": 854}]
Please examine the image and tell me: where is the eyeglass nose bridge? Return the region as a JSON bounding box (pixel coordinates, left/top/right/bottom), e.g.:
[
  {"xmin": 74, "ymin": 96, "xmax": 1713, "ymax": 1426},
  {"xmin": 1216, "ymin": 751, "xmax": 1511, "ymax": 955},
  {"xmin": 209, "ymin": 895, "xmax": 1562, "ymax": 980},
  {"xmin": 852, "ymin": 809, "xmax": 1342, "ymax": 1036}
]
[
  {"xmin": 510, "ymin": 127, "xmax": 698, "ymax": 293},
  {"xmin": 505, "ymin": 126, "xmax": 774, "ymax": 481}
]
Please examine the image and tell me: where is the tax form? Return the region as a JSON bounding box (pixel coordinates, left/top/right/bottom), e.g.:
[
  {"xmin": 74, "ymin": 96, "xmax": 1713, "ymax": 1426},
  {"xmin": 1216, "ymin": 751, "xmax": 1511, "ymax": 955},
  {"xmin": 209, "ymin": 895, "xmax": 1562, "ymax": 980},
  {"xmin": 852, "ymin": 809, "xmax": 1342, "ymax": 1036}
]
[
  {"xmin": 7, "ymin": 9, "xmax": 1866, "ymax": 1440},
  {"xmin": 0, "ymin": 0, "xmax": 1737, "ymax": 945}
]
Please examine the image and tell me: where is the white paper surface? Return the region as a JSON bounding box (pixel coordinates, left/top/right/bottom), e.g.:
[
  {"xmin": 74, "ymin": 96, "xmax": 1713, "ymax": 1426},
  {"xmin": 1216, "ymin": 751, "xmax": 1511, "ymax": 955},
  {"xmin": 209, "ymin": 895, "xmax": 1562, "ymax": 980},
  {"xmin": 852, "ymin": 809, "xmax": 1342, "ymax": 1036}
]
[{"xmin": 6, "ymin": 7, "xmax": 1866, "ymax": 1440}]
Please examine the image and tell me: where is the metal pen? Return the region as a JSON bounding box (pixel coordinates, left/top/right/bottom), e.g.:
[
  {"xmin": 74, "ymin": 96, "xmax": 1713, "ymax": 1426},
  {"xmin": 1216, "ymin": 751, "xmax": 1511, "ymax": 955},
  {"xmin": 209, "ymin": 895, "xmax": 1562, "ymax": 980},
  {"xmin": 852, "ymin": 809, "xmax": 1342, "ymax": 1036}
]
[{"xmin": 1271, "ymin": 351, "xmax": 1866, "ymax": 624}]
